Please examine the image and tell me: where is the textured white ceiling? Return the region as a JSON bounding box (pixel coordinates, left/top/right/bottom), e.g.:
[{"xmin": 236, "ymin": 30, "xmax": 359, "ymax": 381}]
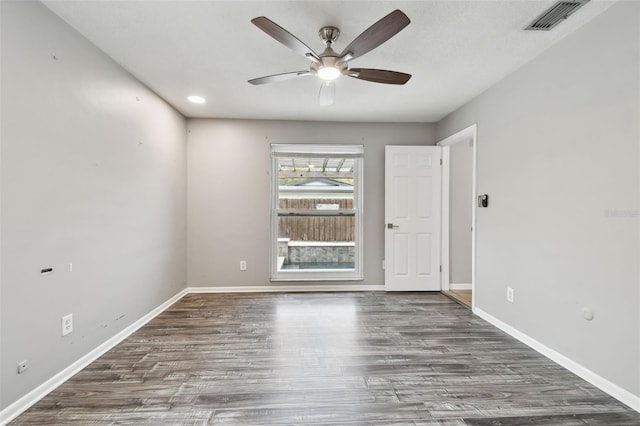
[{"xmin": 42, "ymin": 0, "xmax": 615, "ymax": 123}]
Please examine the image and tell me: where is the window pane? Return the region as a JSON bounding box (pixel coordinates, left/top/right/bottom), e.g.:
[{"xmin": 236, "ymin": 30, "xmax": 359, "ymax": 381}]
[{"xmin": 272, "ymin": 147, "xmax": 362, "ymax": 279}]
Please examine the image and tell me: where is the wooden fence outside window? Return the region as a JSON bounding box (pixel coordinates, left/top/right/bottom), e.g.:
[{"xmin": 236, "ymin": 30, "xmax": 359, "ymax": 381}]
[{"xmin": 278, "ymin": 198, "xmax": 354, "ymax": 242}]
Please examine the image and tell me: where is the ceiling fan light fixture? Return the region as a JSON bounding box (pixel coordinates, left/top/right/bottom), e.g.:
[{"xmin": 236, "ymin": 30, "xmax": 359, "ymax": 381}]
[{"xmin": 317, "ymin": 66, "xmax": 341, "ymax": 81}]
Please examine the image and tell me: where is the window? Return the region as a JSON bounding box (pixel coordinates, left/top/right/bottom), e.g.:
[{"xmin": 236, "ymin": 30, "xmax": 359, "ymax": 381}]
[{"xmin": 271, "ymin": 144, "xmax": 363, "ymax": 281}]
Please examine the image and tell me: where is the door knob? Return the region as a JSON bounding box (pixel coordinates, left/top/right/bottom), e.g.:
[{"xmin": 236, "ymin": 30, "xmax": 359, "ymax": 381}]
[{"xmin": 386, "ymin": 223, "xmax": 399, "ymax": 229}]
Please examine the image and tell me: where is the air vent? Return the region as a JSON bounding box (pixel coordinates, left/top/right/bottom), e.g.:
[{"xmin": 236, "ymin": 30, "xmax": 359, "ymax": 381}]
[{"xmin": 525, "ymin": 0, "xmax": 590, "ymax": 31}]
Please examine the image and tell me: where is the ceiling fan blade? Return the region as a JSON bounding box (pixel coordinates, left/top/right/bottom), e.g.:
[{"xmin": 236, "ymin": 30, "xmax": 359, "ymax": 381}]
[
  {"xmin": 248, "ymin": 71, "xmax": 311, "ymax": 85},
  {"xmin": 348, "ymin": 68, "xmax": 411, "ymax": 85},
  {"xmin": 339, "ymin": 10, "xmax": 410, "ymax": 61},
  {"xmin": 319, "ymin": 81, "xmax": 335, "ymax": 106},
  {"xmin": 252, "ymin": 17, "xmax": 320, "ymax": 61}
]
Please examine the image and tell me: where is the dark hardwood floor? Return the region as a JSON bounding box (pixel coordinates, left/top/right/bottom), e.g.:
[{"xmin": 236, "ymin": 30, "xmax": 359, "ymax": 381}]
[{"xmin": 11, "ymin": 292, "xmax": 640, "ymax": 425}]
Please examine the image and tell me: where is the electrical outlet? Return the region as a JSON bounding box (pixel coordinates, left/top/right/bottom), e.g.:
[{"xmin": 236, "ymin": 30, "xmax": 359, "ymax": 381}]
[
  {"xmin": 239, "ymin": 260, "xmax": 247, "ymax": 271},
  {"xmin": 506, "ymin": 287, "xmax": 515, "ymax": 303},
  {"xmin": 17, "ymin": 360, "xmax": 29, "ymax": 374},
  {"xmin": 62, "ymin": 313, "xmax": 73, "ymax": 336}
]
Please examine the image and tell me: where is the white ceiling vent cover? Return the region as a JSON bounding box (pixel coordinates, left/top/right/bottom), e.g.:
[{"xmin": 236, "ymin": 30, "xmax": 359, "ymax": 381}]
[{"xmin": 525, "ymin": 0, "xmax": 590, "ymax": 31}]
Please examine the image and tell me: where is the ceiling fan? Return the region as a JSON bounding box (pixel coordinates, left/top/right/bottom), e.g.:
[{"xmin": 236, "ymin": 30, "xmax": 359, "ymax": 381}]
[{"xmin": 248, "ymin": 10, "xmax": 412, "ymax": 106}]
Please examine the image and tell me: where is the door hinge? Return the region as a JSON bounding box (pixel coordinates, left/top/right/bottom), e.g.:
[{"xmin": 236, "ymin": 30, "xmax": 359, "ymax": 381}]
[
  {"xmin": 440, "ymin": 158, "xmax": 443, "ymax": 165},
  {"xmin": 439, "ymin": 265, "xmax": 442, "ymax": 272},
  {"xmin": 382, "ymin": 259, "xmax": 385, "ymax": 270}
]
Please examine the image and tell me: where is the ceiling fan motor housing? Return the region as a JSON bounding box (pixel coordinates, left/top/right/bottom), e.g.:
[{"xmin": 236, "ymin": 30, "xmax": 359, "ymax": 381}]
[
  {"xmin": 319, "ymin": 26, "xmax": 340, "ymax": 45},
  {"xmin": 311, "ymin": 27, "xmax": 348, "ymax": 79},
  {"xmin": 311, "ymin": 54, "xmax": 348, "ymax": 79}
]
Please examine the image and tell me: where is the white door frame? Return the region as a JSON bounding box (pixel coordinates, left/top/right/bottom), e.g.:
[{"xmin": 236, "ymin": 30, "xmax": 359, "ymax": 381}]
[{"xmin": 437, "ymin": 124, "xmax": 477, "ymax": 309}]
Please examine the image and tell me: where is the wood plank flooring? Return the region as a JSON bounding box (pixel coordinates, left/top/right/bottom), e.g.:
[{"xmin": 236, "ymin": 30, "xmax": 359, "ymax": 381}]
[
  {"xmin": 11, "ymin": 292, "xmax": 640, "ymax": 425},
  {"xmin": 442, "ymin": 290, "xmax": 472, "ymax": 309}
]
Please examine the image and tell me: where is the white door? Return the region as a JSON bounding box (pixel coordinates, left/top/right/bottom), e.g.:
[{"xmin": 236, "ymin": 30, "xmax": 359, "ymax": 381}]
[{"xmin": 385, "ymin": 146, "xmax": 442, "ymax": 291}]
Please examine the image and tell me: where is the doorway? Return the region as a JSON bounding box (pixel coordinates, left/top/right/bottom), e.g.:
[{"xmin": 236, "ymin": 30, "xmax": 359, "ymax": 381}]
[
  {"xmin": 438, "ymin": 125, "xmax": 477, "ymax": 309},
  {"xmin": 384, "ymin": 146, "xmax": 442, "ymax": 291}
]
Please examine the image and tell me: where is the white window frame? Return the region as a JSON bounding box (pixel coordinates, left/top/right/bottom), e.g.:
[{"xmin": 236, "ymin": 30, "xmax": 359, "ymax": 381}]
[{"xmin": 270, "ymin": 144, "xmax": 364, "ymax": 281}]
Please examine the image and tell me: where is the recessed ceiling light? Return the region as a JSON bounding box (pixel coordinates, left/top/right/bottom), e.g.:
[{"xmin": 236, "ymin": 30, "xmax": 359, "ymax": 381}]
[{"xmin": 187, "ymin": 95, "xmax": 206, "ymax": 104}]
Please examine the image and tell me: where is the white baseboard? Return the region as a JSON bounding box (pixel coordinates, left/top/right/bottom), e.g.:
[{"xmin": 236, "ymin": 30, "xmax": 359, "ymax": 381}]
[
  {"xmin": 2, "ymin": 283, "xmax": 383, "ymax": 424},
  {"xmin": 449, "ymin": 283, "xmax": 472, "ymax": 290},
  {"xmin": 0, "ymin": 288, "xmax": 189, "ymax": 426},
  {"xmin": 9, "ymin": 287, "xmax": 636, "ymax": 424},
  {"xmin": 187, "ymin": 284, "xmax": 385, "ymax": 293},
  {"xmin": 473, "ymin": 307, "xmax": 640, "ymax": 413}
]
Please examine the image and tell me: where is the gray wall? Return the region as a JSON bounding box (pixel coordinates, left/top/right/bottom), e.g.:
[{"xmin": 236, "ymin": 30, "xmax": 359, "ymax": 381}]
[
  {"xmin": 437, "ymin": 1, "xmax": 639, "ymax": 397},
  {"xmin": 1, "ymin": 1, "xmax": 187, "ymax": 410},
  {"xmin": 448, "ymin": 139, "xmax": 473, "ymax": 284},
  {"xmin": 187, "ymin": 119, "xmax": 435, "ymax": 288}
]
